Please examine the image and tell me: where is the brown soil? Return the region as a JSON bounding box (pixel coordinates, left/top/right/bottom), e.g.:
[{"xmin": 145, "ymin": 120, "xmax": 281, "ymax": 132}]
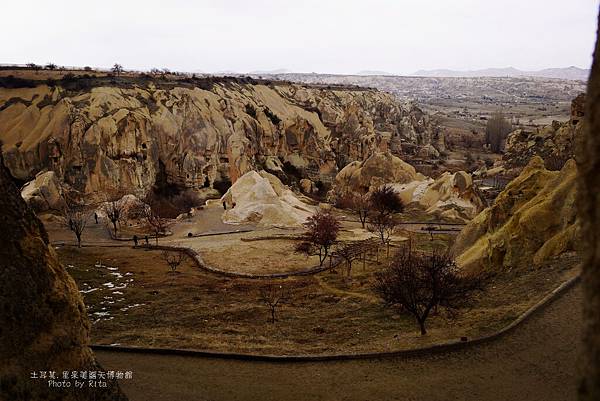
[{"xmin": 56, "ymin": 239, "xmax": 580, "ymax": 356}]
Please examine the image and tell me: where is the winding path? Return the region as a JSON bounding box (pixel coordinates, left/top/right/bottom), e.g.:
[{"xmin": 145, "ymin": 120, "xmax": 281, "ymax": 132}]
[{"xmin": 96, "ymin": 284, "xmax": 582, "ymax": 401}]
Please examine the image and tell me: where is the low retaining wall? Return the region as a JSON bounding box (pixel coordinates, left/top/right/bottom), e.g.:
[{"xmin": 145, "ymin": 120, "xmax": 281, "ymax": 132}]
[
  {"xmin": 91, "ymin": 274, "xmax": 580, "ymax": 362},
  {"xmin": 139, "ymin": 243, "xmax": 345, "ymax": 279}
]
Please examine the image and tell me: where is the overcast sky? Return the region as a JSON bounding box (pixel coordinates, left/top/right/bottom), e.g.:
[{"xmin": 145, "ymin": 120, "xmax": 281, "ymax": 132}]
[{"xmin": 2, "ymin": 0, "xmax": 598, "ymax": 74}]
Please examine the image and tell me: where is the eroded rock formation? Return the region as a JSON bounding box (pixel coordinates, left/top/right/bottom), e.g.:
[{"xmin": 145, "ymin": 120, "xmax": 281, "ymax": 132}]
[
  {"xmin": 20, "ymin": 170, "xmax": 64, "ymax": 212},
  {"xmin": 221, "ymin": 170, "xmax": 314, "ymax": 227},
  {"xmin": 390, "ymin": 170, "xmax": 483, "ymax": 222},
  {"xmin": 453, "ymin": 156, "xmax": 579, "ymax": 274},
  {"xmin": 0, "ymin": 154, "xmax": 126, "ymax": 400},
  {"xmin": 333, "ymin": 151, "xmax": 421, "ymax": 194},
  {"xmin": 0, "ymin": 79, "xmax": 437, "ymax": 203},
  {"xmin": 332, "ymin": 151, "xmax": 481, "ymax": 221},
  {"xmin": 503, "ymin": 94, "xmax": 585, "ymax": 172}
]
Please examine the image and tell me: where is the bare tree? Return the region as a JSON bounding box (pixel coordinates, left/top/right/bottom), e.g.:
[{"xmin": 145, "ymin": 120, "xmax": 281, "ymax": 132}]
[
  {"xmin": 338, "ymin": 192, "xmax": 370, "ymax": 228},
  {"xmin": 161, "ymin": 250, "xmax": 185, "ymax": 273},
  {"xmin": 295, "ymin": 210, "xmax": 341, "ymax": 266},
  {"xmin": 26, "ymin": 63, "xmax": 41, "ymax": 72},
  {"xmin": 374, "ymin": 246, "xmax": 481, "ymax": 335},
  {"xmin": 485, "ymin": 111, "xmax": 512, "ymax": 153},
  {"xmin": 259, "ymin": 283, "xmax": 286, "ymax": 323},
  {"xmin": 64, "ymin": 200, "xmax": 88, "ymax": 248},
  {"xmin": 144, "ymin": 202, "xmax": 169, "ymax": 245},
  {"xmin": 103, "ymin": 195, "xmax": 125, "ymax": 238},
  {"xmin": 368, "ymin": 212, "xmax": 398, "ymax": 246},
  {"xmin": 112, "ymin": 63, "xmax": 124, "ymax": 77},
  {"xmin": 368, "ymin": 185, "xmax": 403, "ymax": 244}
]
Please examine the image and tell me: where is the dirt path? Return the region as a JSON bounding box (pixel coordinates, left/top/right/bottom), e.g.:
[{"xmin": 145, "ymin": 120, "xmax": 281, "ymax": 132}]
[{"xmin": 96, "ymin": 284, "xmax": 582, "ymax": 401}]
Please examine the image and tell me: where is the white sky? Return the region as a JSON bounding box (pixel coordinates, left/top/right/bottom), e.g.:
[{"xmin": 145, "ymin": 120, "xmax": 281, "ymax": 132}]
[{"xmin": 2, "ymin": 0, "xmax": 598, "ymax": 74}]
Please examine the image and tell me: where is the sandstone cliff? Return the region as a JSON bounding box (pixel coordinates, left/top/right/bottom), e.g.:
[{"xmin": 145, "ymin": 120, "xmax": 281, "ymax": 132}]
[
  {"xmin": 453, "ymin": 156, "xmax": 579, "ymax": 274},
  {"xmin": 0, "ymin": 77, "xmax": 436, "ymax": 202},
  {"xmin": 0, "ymin": 154, "xmax": 126, "ymax": 400}
]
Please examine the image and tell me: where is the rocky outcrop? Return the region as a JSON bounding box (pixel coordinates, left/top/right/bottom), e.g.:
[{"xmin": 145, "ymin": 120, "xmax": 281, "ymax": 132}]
[
  {"xmin": 221, "ymin": 170, "xmax": 315, "ymax": 228},
  {"xmin": 391, "ymin": 170, "xmax": 483, "ymax": 222},
  {"xmin": 20, "ymin": 170, "xmax": 64, "ymax": 212},
  {"xmin": 453, "ymin": 156, "xmax": 579, "ymax": 274},
  {"xmin": 0, "ymin": 154, "xmax": 126, "ymax": 400},
  {"xmin": 332, "ymin": 151, "xmax": 481, "ymax": 221},
  {"xmin": 503, "ymin": 95, "xmax": 585, "ymax": 171},
  {"xmin": 0, "ymin": 79, "xmax": 436, "ymax": 203},
  {"xmin": 334, "ymin": 151, "xmax": 421, "ymax": 195},
  {"xmin": 299, "ymin": 178, "xmax": 317, "ymax": 194}
]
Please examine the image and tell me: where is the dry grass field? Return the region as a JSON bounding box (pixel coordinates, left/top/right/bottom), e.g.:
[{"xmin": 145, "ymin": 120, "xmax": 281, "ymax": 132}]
[{"xmin": 56, "ymin": 233, "xmax": 579, "ymax": 356}]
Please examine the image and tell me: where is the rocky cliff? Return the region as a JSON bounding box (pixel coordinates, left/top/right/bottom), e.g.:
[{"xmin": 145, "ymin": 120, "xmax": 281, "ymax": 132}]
[
  {"xmin": 0, "ymin": 153, "xmax": 126, "ymax": 400},
  {"xmin": 0, "ymin": 76, "xmax": 437, "ymax": 202},
  {"xmin": 453, "ymin": 156, "xmax": 579, "ymax": 274}
]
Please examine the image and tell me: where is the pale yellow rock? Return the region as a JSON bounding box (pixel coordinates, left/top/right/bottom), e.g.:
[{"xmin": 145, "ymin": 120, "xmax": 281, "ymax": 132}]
[
  {"xmin": 21, "ymin": 170, "xmax": 63, "ymax": 212},
  {"xmin": 391, "ymin": 171, "xmax": 482, "ymax": 221},
  {"xmin": 335, "ymin": 151, "xmax": 417, "ymax": 194},
  {"xmin": 453, "ymin": 157, "xmax": 579, "ymax": 274},
  {"xmin": 220, "ymin": 170, "xmax": 315, "ymax": 228}
]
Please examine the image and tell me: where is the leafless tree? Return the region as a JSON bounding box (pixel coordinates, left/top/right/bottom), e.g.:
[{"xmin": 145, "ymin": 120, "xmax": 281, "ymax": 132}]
[
  {"xmin": 485, "ymin": 111, "xmax": 512, "ymax": 153},
  {"xmin": 64, "ymin": 200, "xmax": 88, "ymax": 248},
  {"xmin": 144, "ymin": 202, "xmax": 169, "ymax": 245},
  {"xmin": 333, "ymin": 242, "xmax": 358, "ymax": 278},
  {"xmin": 295, "ymin": 210, "xmax": 341, "ymax": 266},
  {"xmin": 374, "ymin": 246, "xmax": 481, "ymax": 335},
  {"xmin": 161, "ymin": 250, "xmax": 185, "ymax": 273},
  {"xmin": 26, "ymin": 63, "xmax": 41, "ymax": 72},
  {"xmin": 368, "ymin": 185, "xmax": 403, "ymax": 244},
  {"xmin": 103, "ymin": 195, "xmax": 126, "ymax": 238},
  {"xmin": 368, "ymin": 212, "xmax": 398, "ymax": 246},
  {"xmin": 259, "ymin": 283, "xmax": 287, "ymax": 323},
  {"xmin": 112, "ymin": 63, "xmax": 124, "ymax": 77},
  {"xmin": 370, "ymin": 185, "xmax": 404, "ymax": 216},
  {"xmin": 338, "ymin": 192, "xmax": 370, "ymax": 228}
]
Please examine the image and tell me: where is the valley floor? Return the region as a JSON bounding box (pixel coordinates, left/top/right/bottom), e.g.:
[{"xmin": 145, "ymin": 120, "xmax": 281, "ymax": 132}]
[
  {"xmin": 55, "ymin": 235, "xmax": 579, "ymax": 355},
  {"xmin": 46, "ymin": 202, "xmax": 580, "ymax": 356},
  {"xmin": 96, "ymin": 283, "xmax": 582, "ymax": 401}
]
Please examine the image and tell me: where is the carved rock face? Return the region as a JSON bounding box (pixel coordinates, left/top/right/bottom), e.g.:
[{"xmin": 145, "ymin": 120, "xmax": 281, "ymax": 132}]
[{"xmin": 0, "ymin": 83, "xmax": 435, "ymax": 201}]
